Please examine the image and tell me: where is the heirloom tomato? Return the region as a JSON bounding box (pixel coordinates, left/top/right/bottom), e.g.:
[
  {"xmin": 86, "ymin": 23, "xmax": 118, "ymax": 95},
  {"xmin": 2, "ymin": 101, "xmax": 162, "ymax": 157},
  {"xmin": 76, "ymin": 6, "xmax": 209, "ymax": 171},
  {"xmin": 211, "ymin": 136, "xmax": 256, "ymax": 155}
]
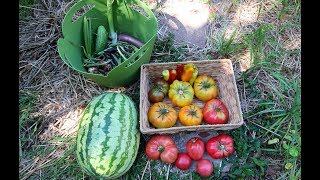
[
  {"xmin": 168, "ymin": 80, "xmax": 194, "ymax": 107},
  {"xmin": 148, "ymin": 78, "xmax": 169, "ymax": 103},
  {"xmin": 186, "ymin": 137, "xmax": 205, "ymax": 160},
  {"xmin": 145, "ymin": 135, "xmax": 178, "ymax": 163},
  {"xmin": 206, "ymin": 134, "xmax": 234, "ymax": 159},
  {"xmin": 193, "ymin": 75, "xmax": 219, "ymax": 102},
  {"xmin": 148, "ymin": 102, "xmax": 178, "ymax": 128},
  {"xmin": 202, "ymin": 98, "xmax": 229, "ymax": 124},
  {"xmin": 179, "ymin": 104, "xmax": 203, "ymax": 126}
]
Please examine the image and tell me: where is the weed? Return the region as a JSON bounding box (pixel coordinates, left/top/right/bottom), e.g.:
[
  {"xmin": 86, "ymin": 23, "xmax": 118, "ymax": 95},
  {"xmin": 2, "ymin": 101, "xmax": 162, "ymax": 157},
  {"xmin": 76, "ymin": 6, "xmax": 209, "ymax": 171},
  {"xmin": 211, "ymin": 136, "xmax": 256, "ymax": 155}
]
[
  {"xmin": 211, "ymin": 29, "xmax": 243, "ymax": 58},
  {"xmin": 19, "ymin": 90, "xmax": 37, "ymax": 127},
  {"xmin": 19, "ymin": 90, "xmax": 39, "ymax": 159},
  {"xmin": 19, "ymin": 90, "xmax": 83, "ymax": 179},
  {"xmin": 224, "ymin": 127, "xmax": 270, "ymax": 178},
  {"xmin": 240, "ymin": 68, "xmax": 301, "ymax": 179},
  {"xmin": 277, "ymin": 0, "xmax": 301, "ymax": 19},
  {"xmin": 152, "ymin": 33, "xmax": 189, "ymax": 63},
  {"xmin": 242, "ymin": 24, "xmax": 272, "ymax": 64}
]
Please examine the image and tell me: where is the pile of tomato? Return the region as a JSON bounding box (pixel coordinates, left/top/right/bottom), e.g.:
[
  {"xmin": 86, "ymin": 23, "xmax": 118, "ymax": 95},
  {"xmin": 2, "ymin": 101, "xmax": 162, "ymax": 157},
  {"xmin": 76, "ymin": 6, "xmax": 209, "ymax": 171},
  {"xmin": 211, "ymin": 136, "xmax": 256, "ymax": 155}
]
[
  {"xmin": 145, "ymin": 134, "xmax": 234, "ymax": 177},
  {"xmin": 147, "ymin": 63, "xmax": 229, "ymax": 128},
  {"xmin": 145, "ymin": 63, "xmax": 235, "ymax": 177}
]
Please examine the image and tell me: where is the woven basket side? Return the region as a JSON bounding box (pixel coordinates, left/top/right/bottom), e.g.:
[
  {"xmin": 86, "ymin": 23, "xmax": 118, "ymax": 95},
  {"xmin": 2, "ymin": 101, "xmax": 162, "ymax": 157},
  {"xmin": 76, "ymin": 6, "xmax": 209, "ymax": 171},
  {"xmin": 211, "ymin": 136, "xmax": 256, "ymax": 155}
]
[
  {"xmin": 139, "ymin": 65, "xmax": 151, "ymax": 132},
  {"xmin": 215, "ymin": 66, "xmax": 241, "ymax": 124}
]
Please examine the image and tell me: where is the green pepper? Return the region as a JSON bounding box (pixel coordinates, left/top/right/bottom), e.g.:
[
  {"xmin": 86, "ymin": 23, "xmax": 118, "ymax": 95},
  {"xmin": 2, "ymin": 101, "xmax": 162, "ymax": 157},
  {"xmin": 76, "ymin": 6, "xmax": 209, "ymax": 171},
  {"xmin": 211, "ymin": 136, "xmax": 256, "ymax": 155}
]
[
  {"xmin": 189, "ymin": 66, "xmax": 198, "ymax": 86},
  {"xmin": 162, "ymin": 69, "xmax": 177, "ymax": 84}
]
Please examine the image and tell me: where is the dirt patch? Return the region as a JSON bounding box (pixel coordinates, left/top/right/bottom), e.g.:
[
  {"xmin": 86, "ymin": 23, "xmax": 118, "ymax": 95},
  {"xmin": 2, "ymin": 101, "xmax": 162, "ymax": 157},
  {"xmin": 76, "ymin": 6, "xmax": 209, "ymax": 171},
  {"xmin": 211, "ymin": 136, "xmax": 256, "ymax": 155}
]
[{"xmin": 157, "ymin": 0, "xmax": 211, "ymax": 47}]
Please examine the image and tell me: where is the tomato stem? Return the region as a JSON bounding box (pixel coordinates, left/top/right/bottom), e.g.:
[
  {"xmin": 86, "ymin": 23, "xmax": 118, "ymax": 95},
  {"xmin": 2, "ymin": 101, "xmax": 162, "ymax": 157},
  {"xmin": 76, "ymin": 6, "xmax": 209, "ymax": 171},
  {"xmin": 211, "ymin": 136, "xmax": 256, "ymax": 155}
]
[
  {"xmin": 159, "ymin": 108, "xmax": 169, "ymax": 115},
  {"xmin": 214, "ymin": 106, "xmax": 221, "ymax": 112},
  {"xmin": 188, "ymin": 109, "xmax": 197, "ymax": 116},
  {"xmin": 158, "ymin": 145, "xmax": 165, "ymax": 152},
  {"xmin": 191, "ymin": 137, "xmax": 198, "ymax": 143},
  {"xmin": 218, "ymin": 142, "xmax": 225, "ymax": 151},
  {"xmin": 201, "ymin": 81, "xmax": 211, "ymax": 89}
]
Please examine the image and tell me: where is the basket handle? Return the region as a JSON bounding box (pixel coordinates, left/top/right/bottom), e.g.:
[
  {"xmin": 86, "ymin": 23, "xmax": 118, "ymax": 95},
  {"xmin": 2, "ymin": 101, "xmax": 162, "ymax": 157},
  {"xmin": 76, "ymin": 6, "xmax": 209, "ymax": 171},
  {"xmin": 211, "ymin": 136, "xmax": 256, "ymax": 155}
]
[
  {"xmin": 126, "ymin": 0, "xmax": 157, "ymax": 20},
  {"xmin": 110, "ymin": 0, "xmax": 157, "ymax": 69},
  {"xmin": 62, "ymin": 0, "xmax": 155, "ymax": 35},
  {"xmin": 61, "ymin": 0, "xmax": 156, "ymax": 69},
  {"xmin": 62, "ymin": 0, "xmax": 110, "ymax": 36},
  {"xmin": 62, "ymin": 0, "xmax": 87, "ymax": 35}
]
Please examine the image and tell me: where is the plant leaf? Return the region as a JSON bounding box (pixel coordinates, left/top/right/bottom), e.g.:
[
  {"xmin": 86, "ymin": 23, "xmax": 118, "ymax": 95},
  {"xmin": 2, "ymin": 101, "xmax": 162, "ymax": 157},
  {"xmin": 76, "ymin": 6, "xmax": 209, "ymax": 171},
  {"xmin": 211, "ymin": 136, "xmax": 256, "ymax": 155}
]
[
  {"xmin": 268, "ymin": 138, "xmax": 279, "ymax": 145},
  {"xmin": 233, "ymin": 169, "xmax": 242, "ymax": 175},
  {"xmin": 284, "ymin": 134, "xmax": 293, "ymax": 141},
  {"xmin": 282, "ymin": 142, "xmax": 289, "ymax": 150},
  {"xmin": 252, "ymin": 157, "xmax": 268, "ymax": 167},
  {"xmin": 288, "ymin": 147, "xmax": 299, "ymax": 157},
  {"xmin": 285, "ymin": 162, "xmax": 293, "ymax": 169}
]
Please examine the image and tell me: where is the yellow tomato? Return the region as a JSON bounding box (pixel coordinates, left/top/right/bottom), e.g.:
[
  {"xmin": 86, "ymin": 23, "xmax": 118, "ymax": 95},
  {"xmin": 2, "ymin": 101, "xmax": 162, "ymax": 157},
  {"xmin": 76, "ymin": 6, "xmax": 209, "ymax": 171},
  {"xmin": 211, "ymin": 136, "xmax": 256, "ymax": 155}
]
[
  {"xmin": 148, "ymin": 102, "xmax": 178, "ymax": 128},
  {"xmin": 194, "ymin": 75, "xmax": 219, "ymax": 102},
  {"xmin": 179, "ymin": 104, "xmax": 203, "ymax": 126},
  {"xmin": 168, "ymin": 80, "xmax": 194, "ymax": 107}
]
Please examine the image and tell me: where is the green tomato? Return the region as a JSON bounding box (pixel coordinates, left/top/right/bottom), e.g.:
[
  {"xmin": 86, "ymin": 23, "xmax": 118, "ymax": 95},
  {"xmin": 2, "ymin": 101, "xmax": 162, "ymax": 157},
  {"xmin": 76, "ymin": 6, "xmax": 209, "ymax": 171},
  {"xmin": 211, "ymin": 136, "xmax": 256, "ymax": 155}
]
[
  {"xmin": 154, "ymin": 78, "xmax": 169, "ymax": 95},
  {"xmin": 148, "ymin": 78, "xmax": 169, "ymax": 103}
]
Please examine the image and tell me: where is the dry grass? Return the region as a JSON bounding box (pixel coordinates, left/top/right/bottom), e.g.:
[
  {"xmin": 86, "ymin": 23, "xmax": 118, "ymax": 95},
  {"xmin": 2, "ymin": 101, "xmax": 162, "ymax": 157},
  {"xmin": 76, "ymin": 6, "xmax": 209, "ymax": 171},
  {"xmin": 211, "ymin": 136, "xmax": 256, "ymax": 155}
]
[
  {"xmin": 19, "ymin": 0, "xmax": 300, "ymax": 179},
  {"xmin": 19, "ymin": 0, "xmax": 117, "ymax": 178}
]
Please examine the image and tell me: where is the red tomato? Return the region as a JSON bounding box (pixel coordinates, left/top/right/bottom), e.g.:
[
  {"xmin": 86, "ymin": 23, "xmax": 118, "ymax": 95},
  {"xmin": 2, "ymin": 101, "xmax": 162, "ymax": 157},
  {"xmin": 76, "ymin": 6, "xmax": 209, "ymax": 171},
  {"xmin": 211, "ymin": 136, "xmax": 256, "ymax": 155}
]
[
  {"xmin": 206, "ymin": 134, "xmax": 234, "ymax": 159},
  {"xmin": 145, "ymin": 135, "xmax": 178, "ymax": 163},
  {"xmin": 202, "ymin": 98, "xmax": 229, "ymax": 124},
  {"xmin": 196, "ymin": 159, "xmax": 214, "ymax": 177},
  {"xmin": 174, "ymin": 153, "xmax": 192, "ymax": 170},
  {"xmin": 186, "ymin": 137, "xmax": 205, "ymax": 160}
]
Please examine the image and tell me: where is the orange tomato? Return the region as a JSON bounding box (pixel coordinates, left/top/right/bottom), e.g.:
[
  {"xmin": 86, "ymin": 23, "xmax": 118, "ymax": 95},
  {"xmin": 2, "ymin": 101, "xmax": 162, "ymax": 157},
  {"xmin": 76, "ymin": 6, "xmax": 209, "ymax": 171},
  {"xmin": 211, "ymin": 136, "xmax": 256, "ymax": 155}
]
[
  {"xmin": 148, "ymin": 102, "xmax": 178, "ymax": 128},
  {"xmin": 179, "ymin": 104, "xmax": 203, "ymax": 126},
  {"xmin": 194, "ymin": 75, "xmax": 219, "ymax": 102}
]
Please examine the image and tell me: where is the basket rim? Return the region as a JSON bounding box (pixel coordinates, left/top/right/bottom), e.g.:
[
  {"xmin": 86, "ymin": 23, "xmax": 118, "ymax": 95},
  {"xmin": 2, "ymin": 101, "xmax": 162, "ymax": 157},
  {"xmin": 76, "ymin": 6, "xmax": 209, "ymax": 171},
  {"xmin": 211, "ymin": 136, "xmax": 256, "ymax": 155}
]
[
  {"xmin": 141, "ymin": 59, "xmax": 232, "ymax": 67},
  {"xmin": 139, "ymin": 121, "xmax": 244, "ymax": 133}
]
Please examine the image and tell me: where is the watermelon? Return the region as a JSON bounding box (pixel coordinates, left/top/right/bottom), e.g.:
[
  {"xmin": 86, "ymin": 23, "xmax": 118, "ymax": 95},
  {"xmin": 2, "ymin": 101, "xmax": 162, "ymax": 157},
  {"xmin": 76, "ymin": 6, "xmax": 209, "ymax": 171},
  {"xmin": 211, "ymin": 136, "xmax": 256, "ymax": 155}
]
[{"xmin": 76, "ymin": 92, "xmax": 140, "ymax": 179}]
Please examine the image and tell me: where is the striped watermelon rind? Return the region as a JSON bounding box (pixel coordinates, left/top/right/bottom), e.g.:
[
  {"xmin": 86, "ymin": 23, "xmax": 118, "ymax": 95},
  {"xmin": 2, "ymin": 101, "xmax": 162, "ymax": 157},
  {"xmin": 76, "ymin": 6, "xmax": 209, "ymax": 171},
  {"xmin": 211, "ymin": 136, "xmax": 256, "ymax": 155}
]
[{"xmin": 76, "ymin": 92, "xmax": 140, "ymax": 179}]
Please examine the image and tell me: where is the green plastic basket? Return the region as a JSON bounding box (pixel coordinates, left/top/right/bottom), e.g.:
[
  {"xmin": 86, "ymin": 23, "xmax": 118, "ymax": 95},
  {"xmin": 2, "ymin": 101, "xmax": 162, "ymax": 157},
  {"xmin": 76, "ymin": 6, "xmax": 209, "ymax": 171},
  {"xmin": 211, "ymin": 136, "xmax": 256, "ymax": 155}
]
[{"xmin": 57, "ymin": 0, "xmax": 157, "ymax": 88}]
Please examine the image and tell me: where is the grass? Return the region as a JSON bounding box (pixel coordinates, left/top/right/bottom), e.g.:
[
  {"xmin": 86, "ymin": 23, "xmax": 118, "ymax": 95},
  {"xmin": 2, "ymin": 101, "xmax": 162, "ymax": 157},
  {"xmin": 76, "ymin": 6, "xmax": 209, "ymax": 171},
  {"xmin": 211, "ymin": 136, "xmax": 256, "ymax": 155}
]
[
  {"xmin": 130, "ymin": 0, "xmax": 300, "ymax": 178},
  {"xmin": 19, "ymin": 0, "xmax": 300, "ymax": 179},
  {"xmin": 242, "ymin": 24, "xmax": 272, "ymax": 64},
  {"xmin": 19, "ymin": 0, "xmax": 37, "ymax": 19},
  {"xmin": 19, "ymin": 90, "xmax": 42, "ymax": 162},
  {"xmin": 211, "ymin": 29, "xmax": 243, "ymax": 58},
  {"xmin": 126, "ymin": 12, "xmax": 300, "ymax": 178},
  {"xmin": 19, "ymin": 90, "xmax": 84, "ymax": 179}
]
